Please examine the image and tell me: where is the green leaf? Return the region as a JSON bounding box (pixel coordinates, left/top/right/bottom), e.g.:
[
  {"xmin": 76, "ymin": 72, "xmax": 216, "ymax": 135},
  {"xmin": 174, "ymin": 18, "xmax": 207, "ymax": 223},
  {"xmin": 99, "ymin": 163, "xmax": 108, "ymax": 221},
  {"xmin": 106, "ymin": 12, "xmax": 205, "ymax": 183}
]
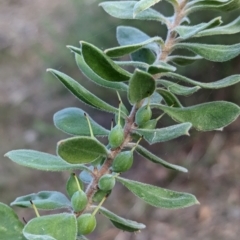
[
  {"xmin": 156, "ymin": 88, "xmax": 182, "ymax": 107},
  {"xmin": 148, "ymin": 62, "xmax": 176, "ymax": 74},
  {"xmin": 174, "ymin": 42, "xmax": 240, "ymax": 62},
  {"xmin": 135, "ymin": 145, "xmax": 188, "ymax": 172},
  {"xmin": 116, "ymin": 177, "xmax": 199, "ymax": 209},
  {"xmin": 195, "ymin": 16, "xmax": 240, "ymax": 37},
  {"xmin": 79, "ymin": 167, "xmax": 93, "ymax": 184},
  {"xmin": 57, "ymin": 137, "xmax": 108, "ymax": 164},
  {"xmin": 68, "ymin": 47, "xmax": 128, "ymax": 91},
  {"xmin": 0, "ymin": 202, "xmax": 26, "ymax": 240},
  {"xmin": 157, "ymin": 79, "xmax": 200, "ymax": 96},
  {"xmin": 133, "ymin": 0, "xmax": 162, "ymax": 17},
  {"xmin": 54, "ymin": 108, "xmax": 109, "ymax": 137},
  {"xmin": 5, "ymin": 150, "xmax": 90, "ymax": 172},
  {"xmin": 128, "ymin": 69, "xmax": 156, "ymax": 104},
  {"xmin": 23, "ymin": 213, "xmax": 77, "ymax": 240},
  {"xmin": 97, "ymin": 207, "xmax": 145, "ymax": 232},
  {"xmin": 114, "ymin": 60, "xmax": 149, "ymax": 69},
  {"xmin": 152, "ymin": 101, "xmax": 240, "ymax": 131},
  {"xmin": 116, "ymin": 26, "xmax": 160, "ymax": 56},
  {"xmin": 47, "ymin": 69, "xmax": 118, "ymax": 114},
  {"xmin": 81, "ymin": 41, "xmax": 132, "ymax": 82},
  {"xmin": 105, "ymin": 36, "xmax": 163, "ymax": 58},
  {"xmin": 142, "ymin": 91, "xmax": 163, "ymax": 105},
  {"xmin": 99, "ymin": 1, "xmax": 169, "ymax": 24},
  {"xmin": 134, "ymin": 122, "xmax": 192, "ymax": 144},
  {"xmin": 11, "ymin": 191, "xmax": 71, "ymax": 210},
  {"xmin": 186, "ymin": 0, "xmax": 240, "ymax": 14},
  {"xmin": 167, "ymin": 55, "xmax": 203, "ymax": 66},
  {"xmin": 77, "ymin": 236, "xmax": 89, "ymax": 240},
  {"xmin": 174, "ymin": 17, "xmax": 222, "ymax": 39},
  {"xmin": 165, "ymin": 72, "xmax": 240, "ymax": 89},
  {"xmin": 131, "ymin": 48, "xmax": 156, "ymax": 64}
]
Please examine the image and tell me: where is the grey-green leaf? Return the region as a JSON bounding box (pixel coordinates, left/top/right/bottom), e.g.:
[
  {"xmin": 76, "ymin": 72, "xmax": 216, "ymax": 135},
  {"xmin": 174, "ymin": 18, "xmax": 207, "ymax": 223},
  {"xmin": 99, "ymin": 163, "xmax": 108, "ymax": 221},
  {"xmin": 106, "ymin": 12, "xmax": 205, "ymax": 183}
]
[
  {"xmin": 148, "ymin": 62, "xmax": 176, "ymax": 74},
  {"xmin": 135, "ymin": 145, "xmax": 188, "ymax": 172},
  {"xmin": 47, "ymin": 69, "xmax": 118, "ymax": 114},
  {"xmin": 174, "ymin": 42, "xmax": 240, "ymax": 62},
  {"xmin": 167, "ymin": 55, "xmax": 203, "ymax": 66},
  {"xmin": 5, "ymin": 150, "xmax": 90, "ymax": 172},
  {"xmin": 54, "ymin": 108, "xmax": 109, "ymax": 137},
  {"xmin": 174, "ymin": 17, "xmax": 222, "ymax": 39},
  {"xmin": 165, "ymin": 72, "xmax": 240, "ymax": 89},
  {"xmin": 152, "ymin": 101, "xmax": 240, "ymax": 131},
  {"xmin": 105, "ymin": 36, "xmax": 163, "ymax": 58},
  {"xmin": 71, "ymin": 49, "xmax": 128, "ymax": 91},
  {"xmin": 97, "ymin": 207, "xmax": 146, "ymax": 232},
  {"xmin": 128, "ymin": 69, "xmax": 156, "ymax": 104},
  {"xmin": 11, "ymin": 191, "xmax": 71, "ymax": 210},
  {"xmin": 23, "ymin": 213, "xmax": 77, "ymax": 240},
  {"xmin": 133, "ymin": 0, "xmax": 162, "ymax": 17},
  {"xmin": 134, "ymin": 122, "xmax": 192, "ymax": 144},
  {"xmin": 81, "ymin": 41, "xmax": 131, "ymax": 82},
  {"xmin": 156, "ymin": 88, "xmax": 182, "ymax": 107},
  {"xmin": 100, "ymin": 1, "xmax": 169, "ymax": 23},
  {"xmin": 0, "ymin": 202, "xmax": 26, "ymax": 240},
  {"xmin": 57, "ymin": 137, "xmax": 108, "ymax": 164},
  {"xmin": 158, "ymin": 79, "xmax": 200, "ymax": 96},
  {"xmin": 116, "ymin": 177, "xmax": 199, "ymax": 209},
  {"xmin": 195, "ymin": 16, "xmax": 240, "ymax": 37}
]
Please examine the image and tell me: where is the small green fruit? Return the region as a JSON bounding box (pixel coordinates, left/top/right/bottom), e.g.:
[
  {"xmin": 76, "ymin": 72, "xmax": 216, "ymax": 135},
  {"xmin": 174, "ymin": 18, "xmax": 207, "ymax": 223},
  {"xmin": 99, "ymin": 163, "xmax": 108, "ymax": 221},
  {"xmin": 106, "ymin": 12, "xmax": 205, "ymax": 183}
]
[
  {"xmin": 92, "ymin": 189, "xmax": 111, "ymax": 203},
  {"xmin": 112, "ymin": 151, "xmax": 133, "ymax": 173},
  {"xmin": 71, "ymin": 190, "xmax": 88, "ymax": 212},
  {"xmin": 108, "ymin": 125, "xmax": 125, "ymax": 149},
  {"xmin": 66, "ymin": 173, "xmax": 84, "ymax": 198},
  {"xmin": 140, "ymin": 119, "xmax": 158, "ymax": 129},
  {"xmin": 135, "ymin": 105, "xmax": 152, "ymax": 127},
  {"xmin": 98, "ymin": 174, "xmax": 115, "ymax": 191},
  {"xmin": 77, "ymin": 213, "xmax": 96, "ymax": 235}
]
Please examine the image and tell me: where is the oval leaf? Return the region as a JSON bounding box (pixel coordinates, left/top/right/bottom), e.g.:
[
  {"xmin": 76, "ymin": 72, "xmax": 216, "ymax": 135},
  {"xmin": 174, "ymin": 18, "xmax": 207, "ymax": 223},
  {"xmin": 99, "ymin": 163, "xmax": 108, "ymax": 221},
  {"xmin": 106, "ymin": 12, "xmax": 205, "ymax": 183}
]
[
  {"xmin": 23, "ymin": 213, "xmax": 77, "ymax": 240},
  {"xmin": 81, "ymin": 41, "xmax": 131, "ymax": 82},
  {"xmin": 165, "ymin": 72, "xmax": 240, "ymax": 90},
  {"xmin": 128, "ymin": 69, "xmax": 156, "ymax": 104},
  {"xmin": 57, "ymin": 137, "xmax": 108, "ymax": 164},
  {"xmin": 174, "ymin": 17, "xmax": 222, "ymax": 39},
  {"xmin": 116, "ymin": 177, "xmax": 199, "ymax": 209},
  {"xmin": 68, "ymin": 48, "xmax": 128, "ymax": 92},
  {"xmin": 133, "ymin": 0, "xmax": 162, "ymax": 17},
  {"xmin": 4, "ymin": 150, "xmax": 90, "ymax": 172},
  {"xmin": 54, "ymin": 108, "xmax": 109, "ymax": 137},
  {"xmin": 99, "ymin": 1, "xmax": 169, "ymax": 23},
  {"xmin": 47, "ymin": 69, "xmax": 118, "ymax": 114},
  {"xmin": 195, "ymin": 16, "xmax": 240, "ymax": 37},
  {"xmin": 158, "ymin": 79, "xmax": 200, "ymax": 96},
  {"xmin": 0, "ymin": 203, "xmax": 26, "ymax": 240},
  {"xmin": 11, "ymin": 191, "xmax": 71, "ymax": 210},
  {"xmin": 174, "ymin": 42, "xmax": 240, "ymax": 62},
  {"xmin": 134, "ymin": 122, "xmax": 192, "ymax": 144},
  {"xmin": 135, "ymin": 145, "xmax": 188, "ymax": 172},
  {"xmin": 156, "ymin": 88, "xmax": 182, "ymax": 107},
  {"xmin": 105, "ymin": 36, "xmax": 163, "ymax": 58},
  {"xmin": 97, "ymin": 207, "xmax": 146, "ymax": 232},
  {"xmin": 152, "ymin": 101, "xmax": 240, "ymax": 131}
]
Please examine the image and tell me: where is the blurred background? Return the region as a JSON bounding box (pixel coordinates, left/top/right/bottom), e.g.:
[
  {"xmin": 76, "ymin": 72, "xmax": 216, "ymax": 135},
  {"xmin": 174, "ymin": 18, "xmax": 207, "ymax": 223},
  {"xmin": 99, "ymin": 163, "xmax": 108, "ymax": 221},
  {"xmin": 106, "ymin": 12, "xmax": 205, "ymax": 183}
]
[{"xmin": 0, "ymin": 0, "xmax": 240, "ymax": 239}]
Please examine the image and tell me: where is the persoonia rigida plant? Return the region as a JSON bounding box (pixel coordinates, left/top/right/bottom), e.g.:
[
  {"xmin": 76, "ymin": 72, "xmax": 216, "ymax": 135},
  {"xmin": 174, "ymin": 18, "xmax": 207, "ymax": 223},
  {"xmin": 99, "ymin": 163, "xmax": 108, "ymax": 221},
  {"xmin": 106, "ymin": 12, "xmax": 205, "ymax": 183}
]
[{"xmin": 1, "ymin": 0, "xmax": 240, "ymax": 239}]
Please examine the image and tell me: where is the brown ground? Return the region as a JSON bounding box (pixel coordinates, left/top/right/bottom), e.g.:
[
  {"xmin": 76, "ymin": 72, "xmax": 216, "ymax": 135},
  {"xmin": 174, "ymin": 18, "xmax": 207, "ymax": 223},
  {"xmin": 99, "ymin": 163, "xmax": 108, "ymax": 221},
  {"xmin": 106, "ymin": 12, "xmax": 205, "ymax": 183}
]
[{"xmin": 0, "ymin": 1, "xmax": 240, "ymax": 240}]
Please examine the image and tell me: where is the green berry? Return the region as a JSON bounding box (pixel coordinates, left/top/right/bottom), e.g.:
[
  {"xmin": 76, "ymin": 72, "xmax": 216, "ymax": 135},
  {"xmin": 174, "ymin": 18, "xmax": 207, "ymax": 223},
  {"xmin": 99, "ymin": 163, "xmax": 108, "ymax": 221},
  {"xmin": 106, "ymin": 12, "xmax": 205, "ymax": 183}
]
[
  {"xmin": 92, "ymin": 189, "xmax": 111, "ymax": 203},
  {"xmin": 112, "ymin": 151, "xmax": 133, "ymax": 173},
  {"xmin": 66, "ymin": 173, "xmax": 84, "ymax": 198},
  {"xmin": 77, "ymin": 213, "xmax": 96, "ymax": 235},
  {"xmin": 71, "ymin": 190, "xmax": 88, "ymax": 212},
  {"xmin": 98, "ymin": 174, "xmax": 115, "ymax": 191},
  {"xmin": 108, "ymin": 125, "xmax": 125, "ymax": 149},
  {"xmin": 135, "ymin": 105, "xmax": 152, "ymax": 127}
]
